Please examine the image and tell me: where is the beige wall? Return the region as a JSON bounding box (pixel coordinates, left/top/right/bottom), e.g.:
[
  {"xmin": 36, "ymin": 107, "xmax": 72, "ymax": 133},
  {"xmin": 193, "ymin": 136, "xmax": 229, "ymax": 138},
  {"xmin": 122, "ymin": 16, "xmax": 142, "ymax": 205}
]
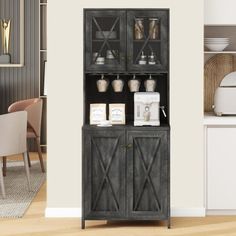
[{"xmin": 47, "ymin": 0, "xmax": 204, "ymax": 212}]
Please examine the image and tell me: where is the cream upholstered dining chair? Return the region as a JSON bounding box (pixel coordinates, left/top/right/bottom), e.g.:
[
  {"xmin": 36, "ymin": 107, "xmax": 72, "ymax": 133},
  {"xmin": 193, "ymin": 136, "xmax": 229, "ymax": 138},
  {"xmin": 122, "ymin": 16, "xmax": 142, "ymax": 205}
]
[
  {"xmin": 0, "ymin": 111, "xmax": 31, "ymax": 198},
  {"xmin": 3, "ymin": 98, "xmax": 45, "ymax": 176}
]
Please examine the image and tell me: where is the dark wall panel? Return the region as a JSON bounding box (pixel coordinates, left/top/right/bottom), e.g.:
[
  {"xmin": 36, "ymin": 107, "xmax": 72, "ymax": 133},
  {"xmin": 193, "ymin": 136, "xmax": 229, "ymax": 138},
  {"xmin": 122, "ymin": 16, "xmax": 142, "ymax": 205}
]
[{"xmin": 0, "ymin": 0, "xmax": 40, "ymax": 114}]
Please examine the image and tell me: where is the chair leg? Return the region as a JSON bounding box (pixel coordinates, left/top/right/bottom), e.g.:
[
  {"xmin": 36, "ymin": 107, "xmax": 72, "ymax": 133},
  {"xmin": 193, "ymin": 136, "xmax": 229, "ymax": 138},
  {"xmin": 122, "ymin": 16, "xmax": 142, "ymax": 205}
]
[
  {"xmin": 26, "ymin": 141, "xmax": 31, "ymax": 168},
  {"xmin": 0, "ymin": 158, "xmax": 6, "ymax": 198},
  {"xmin": 23, "ymin": 152, "xmax": 31, "ymax": 191},
  {"xmin": 35, "ymin": 137, "xmax": 45, "ymax": 173},
  {"xmin": 2, "ymin": 156, "xmax": 6, "ymax": 177},
  {"xmin": 27, "ymin": 151, "xmax": 31, "ymax": 168}
]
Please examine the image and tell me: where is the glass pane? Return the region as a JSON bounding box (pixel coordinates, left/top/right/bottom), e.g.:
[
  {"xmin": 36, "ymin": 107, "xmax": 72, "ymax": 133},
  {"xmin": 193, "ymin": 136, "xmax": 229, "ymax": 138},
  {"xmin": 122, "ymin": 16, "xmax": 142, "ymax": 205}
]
[
  {"xmin": 91, "ymin": 16, "xmax": 121, "ymax": 66},
  {"xmin": 132, "ymin": 17, "xmax": 161, "ymax": 66},
  {"xmin": 133, "ymin": 42, "xmax": 161, "ymax": 65}
]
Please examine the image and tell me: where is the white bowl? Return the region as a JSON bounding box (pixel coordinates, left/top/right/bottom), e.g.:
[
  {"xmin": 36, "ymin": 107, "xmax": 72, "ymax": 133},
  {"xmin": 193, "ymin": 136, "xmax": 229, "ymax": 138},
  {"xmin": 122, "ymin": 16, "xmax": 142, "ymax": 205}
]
[
  {"xmin": 205, "ymin": 43, "xmax": 229, "ymax": 51},
  {"xmin": 205, "ymin": 39, "xmax": 229, "ymax": 41},
  {"xmin": 205, "ymin": 38, "xmax": 229, "ymax": 41},
  {"xmin": 205, "ymin": 41, "xmax": 229, "ymax": 44},
  {"xmin": 205, "ymin": 39, "xmax": 229, "ymax": 42}
]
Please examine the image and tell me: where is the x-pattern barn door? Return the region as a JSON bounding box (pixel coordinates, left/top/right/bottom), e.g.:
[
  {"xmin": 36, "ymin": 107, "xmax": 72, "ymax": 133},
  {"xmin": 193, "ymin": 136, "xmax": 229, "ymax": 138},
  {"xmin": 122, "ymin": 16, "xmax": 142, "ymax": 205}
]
[
  {"xmin": 85, "ymin": 10, "xmax": 126, "ymax": 72},
  {"xmin": 84, "ymin": 130, "xmax": 125, "ymax": 218},
  {"xmin": 127, "ymin": 131, "xmax": 168, "ymax": 218}
]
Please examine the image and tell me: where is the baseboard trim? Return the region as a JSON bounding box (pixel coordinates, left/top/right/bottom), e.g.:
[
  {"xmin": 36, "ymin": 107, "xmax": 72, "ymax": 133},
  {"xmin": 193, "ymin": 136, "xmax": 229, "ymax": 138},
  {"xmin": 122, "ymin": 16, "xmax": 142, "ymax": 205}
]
[
  {"xmin": 45, "ymin": 208, "xmax": 82, "ymax": 218},
  {"xmin": 171, "ymin": 207, "xmax": 206, "ymax": 217},
  {"xmin": 207, "ymin": 210, "xmax": 236, "ymax": 215},
  {"xmin": 45, "ymin": 207, "xmax": 205, "ymax": 218}
]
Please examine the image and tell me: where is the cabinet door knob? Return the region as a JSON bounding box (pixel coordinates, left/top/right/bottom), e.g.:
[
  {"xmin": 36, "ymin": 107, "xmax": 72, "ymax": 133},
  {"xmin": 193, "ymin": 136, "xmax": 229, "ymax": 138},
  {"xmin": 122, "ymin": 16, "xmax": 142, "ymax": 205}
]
[{"xmin": 126, "ymin": 143, "xmax": 133, "ymax": 149}]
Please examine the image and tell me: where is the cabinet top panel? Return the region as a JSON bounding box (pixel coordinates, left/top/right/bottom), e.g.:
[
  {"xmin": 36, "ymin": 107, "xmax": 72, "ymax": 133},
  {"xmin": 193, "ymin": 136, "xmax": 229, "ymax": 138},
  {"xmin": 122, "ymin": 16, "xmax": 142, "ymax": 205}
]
[
  {"xmin": 84, "ymin": 9, "xmax": 169, "ymax": 11},
  {"xmin": 204, "ymin": 0, "xmax": 236, "ymax": 25}
]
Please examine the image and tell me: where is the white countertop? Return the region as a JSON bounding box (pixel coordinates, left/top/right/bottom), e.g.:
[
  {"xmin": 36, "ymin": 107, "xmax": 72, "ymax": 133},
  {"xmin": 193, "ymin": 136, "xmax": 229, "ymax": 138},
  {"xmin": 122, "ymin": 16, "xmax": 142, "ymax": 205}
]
[{"xmin": 204, "ymin": 113, "xmax": 236, "ymax": 125}]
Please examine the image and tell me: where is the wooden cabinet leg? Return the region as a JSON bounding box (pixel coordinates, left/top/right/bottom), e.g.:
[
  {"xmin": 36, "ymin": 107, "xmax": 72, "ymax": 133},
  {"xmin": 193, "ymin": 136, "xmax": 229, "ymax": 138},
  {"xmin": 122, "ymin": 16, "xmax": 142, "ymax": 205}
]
[
  {"xmin": 81, "ymin": 219, "xmax": 85, "ymax": 229},
  {"xmin": 167, "ymin": 218, "xmax": 171, "ymax": 229}
]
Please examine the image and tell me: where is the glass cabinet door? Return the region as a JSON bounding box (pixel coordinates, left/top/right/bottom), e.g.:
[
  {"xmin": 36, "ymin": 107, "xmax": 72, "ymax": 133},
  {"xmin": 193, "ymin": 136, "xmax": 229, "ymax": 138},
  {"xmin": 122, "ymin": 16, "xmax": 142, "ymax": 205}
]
[
  {"xmin": 85, "ymin": 10, "xmax": 126, "ymax": 72},
  {"xmin": 127, "ymin": 10, "xmax": 169, "ymax": 72}
]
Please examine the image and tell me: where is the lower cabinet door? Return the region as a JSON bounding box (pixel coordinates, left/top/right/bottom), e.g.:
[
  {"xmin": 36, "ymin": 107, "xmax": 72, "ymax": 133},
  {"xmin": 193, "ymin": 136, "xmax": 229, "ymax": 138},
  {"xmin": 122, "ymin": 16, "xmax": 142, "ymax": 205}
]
[
  {"xmin": 126, "ymin": 130, "xmax": 169, "ymax": 219},
  {"xmin": 207, "ymin": 127, "xmax": 236, "ymax": 210},
  {"xmin": 83, "ymin": 129, "xmax": 126, "ymax": 219}
]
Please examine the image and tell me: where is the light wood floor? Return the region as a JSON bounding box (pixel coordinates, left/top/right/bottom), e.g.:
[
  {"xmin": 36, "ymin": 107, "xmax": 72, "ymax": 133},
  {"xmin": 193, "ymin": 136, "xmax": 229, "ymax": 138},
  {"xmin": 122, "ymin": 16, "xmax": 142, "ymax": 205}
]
[{"xmin": 1, "ymin": 154, "xmax": 236, "ymax": 235}]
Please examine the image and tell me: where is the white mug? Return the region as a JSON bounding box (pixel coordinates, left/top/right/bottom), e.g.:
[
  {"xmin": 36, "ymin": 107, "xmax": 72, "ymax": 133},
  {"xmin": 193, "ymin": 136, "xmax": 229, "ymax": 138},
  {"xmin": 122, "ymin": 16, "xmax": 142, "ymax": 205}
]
[
  {"xmin": 112, "ymin": 79, "xmax": 124, "ymax": 92},
  {"xmin": 97, "ymin": 77, "xmax": 109, "ymax": 92},
  {"xmin": 128, "ymin": 79, "xmax": 140, "ymax": 92},
  {"xmin": 144, "ymin": 79, "xmax": 156, "ymax": 92}
]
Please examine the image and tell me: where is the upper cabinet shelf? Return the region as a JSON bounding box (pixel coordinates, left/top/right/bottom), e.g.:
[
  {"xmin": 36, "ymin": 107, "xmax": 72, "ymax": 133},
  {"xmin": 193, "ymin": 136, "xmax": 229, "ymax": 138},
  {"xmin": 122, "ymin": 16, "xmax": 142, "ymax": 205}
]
[
  {"xmin": 204, "ymin": 51, "xmax": 236, "ymax": 54},
  {"xmin": 84, "ymin": 9, "xmax": 169, "ymax": 73},
  {"xmin": 204, "ymin": 26, "xmax": 236, "ymax": 54},
  {"xmin": 205, "ymin": 0, "xmax": 236, "ymax": 25},
  {"xmin": 0, "ymin": 0, "xmax": 24, "ymax": 67}
]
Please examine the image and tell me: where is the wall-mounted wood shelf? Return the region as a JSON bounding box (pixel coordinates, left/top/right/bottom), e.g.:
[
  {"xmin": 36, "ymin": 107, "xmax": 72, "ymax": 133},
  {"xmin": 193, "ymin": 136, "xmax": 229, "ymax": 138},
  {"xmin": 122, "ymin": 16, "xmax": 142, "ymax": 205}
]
[
  {"xmin": 40, "ymin": 144, "xmax": 47, "ymax": 147},
  {"xmin": 204, "ymin": 51, "xmax": 236, "ymax": 54},
  {"xmin": 0, "ymin": 63, "xmax": 24, "ymax": 67}
]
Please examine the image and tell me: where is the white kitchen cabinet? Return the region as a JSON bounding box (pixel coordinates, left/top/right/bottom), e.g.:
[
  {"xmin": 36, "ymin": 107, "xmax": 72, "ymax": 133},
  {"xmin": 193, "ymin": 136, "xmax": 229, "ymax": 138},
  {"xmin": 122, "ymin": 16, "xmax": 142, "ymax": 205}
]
[
  {"xmin": 205, "ymin": 0, "xmax": 236, "ymax": 25},
  {"xmin": 207, "ymin": 126, "xmax": 236, "ymax": 210}
]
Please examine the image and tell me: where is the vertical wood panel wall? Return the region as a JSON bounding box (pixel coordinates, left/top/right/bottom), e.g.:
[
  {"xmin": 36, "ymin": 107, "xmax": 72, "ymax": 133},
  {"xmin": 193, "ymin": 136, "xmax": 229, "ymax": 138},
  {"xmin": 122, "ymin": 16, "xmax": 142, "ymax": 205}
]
[{"xmin": 0, "ymin": 0, "xmax": 42, "ymax": 150}]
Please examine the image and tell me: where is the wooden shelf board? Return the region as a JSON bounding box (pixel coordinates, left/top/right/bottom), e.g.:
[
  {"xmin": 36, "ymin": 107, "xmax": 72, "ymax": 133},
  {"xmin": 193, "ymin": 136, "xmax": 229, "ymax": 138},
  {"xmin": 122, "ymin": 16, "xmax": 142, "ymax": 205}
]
[
  {"xmin": 40, "ymin": 95, "xmax": 47, "ymax": 98},
  {"xmin": 133, "ymin": 39, "xmax": 161, "ymax": 42},
  {"xmin": 40, "ymin": 144, "xmax": 47, "ymax": 147},
  {"xmin": 204, "ymin": 51, "xmax": 236, "ymax": 54},
  {"xmin": 40, "ymin": 49, "xmax": 47, "ymax": 52},
  {"xmin": 205, "ymin": 24, "xmax": 236, "ymax": 27},
  {"xmin": 0, "ymin": 64, "xmax": 24, "ymax": 67},
  {"xmin": 92, "ymin": 39, "xmax": 120, "ymax": 42},
  {"xmin": 84, "ymin": 71, "xmax": 168, "ymax": 74}
]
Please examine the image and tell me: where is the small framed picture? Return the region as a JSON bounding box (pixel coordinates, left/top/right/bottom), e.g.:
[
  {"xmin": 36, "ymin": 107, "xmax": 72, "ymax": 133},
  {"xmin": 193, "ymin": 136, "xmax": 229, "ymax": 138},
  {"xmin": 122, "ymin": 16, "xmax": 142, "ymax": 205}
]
[
  {"xmin": 90, "ymin": 103, "xmax": 106, "ymax": 125},
  {"xmin": 109, "ymin": 103, "xmax": 126, "ymax": 125}
]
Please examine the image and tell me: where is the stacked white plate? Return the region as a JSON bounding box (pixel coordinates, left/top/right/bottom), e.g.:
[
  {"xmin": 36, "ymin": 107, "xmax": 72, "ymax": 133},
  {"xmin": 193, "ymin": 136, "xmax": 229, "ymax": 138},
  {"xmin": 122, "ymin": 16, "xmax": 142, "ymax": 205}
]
[{"xmin": 204, "ymin": 38, "xmax": 230, "ymax": 51}]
